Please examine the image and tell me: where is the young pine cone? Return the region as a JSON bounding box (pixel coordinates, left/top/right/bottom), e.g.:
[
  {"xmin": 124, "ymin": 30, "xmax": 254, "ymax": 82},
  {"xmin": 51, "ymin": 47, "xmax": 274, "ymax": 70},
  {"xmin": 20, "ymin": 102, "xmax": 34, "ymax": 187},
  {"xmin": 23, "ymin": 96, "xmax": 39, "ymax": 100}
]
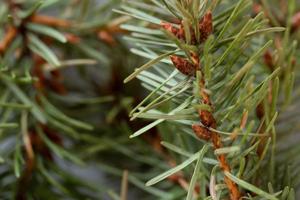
[
  {"xmin": 162, "ymin": 11, "xmax": 213, "ymax": 44},
  {"xmin": 170, "ymin": 55, "xmax": 198, "ymax": 76},
  {"xmin": 192, "ymin": 124, "xmax": 211, "ymax": 141},
  {"xmin": 199, "ymin": 11, "xmax": 213, "ymax": 42}
]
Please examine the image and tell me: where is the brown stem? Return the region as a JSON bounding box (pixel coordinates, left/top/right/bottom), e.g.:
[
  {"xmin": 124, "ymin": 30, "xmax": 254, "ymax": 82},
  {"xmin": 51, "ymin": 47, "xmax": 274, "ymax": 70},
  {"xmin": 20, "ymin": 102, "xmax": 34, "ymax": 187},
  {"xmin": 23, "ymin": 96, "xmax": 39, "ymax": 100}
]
[
  {"xmin": 30, "ymin": 14, "xmax": 71, "ymax": 28},
  {"xmin": 193, "ymin": 53, "xmax": 241, "ymax": 200},
  {"xmin": 0, "ymin": 25, "xmax": 18, "ymax": 54},
  {"xmin": 16, "ymin": 127, "xmax": 35, "ymax": 200},
  {"xmin": 97, "ymin": 17, "xmax": 130, "ymax": 45},
  {"xmin": 165, "ymin": 10, "xmax": 240, "ymax": 199},
  {"xmin": 15, "ymin": 157, "xmax": 35, "ymax": 200}
]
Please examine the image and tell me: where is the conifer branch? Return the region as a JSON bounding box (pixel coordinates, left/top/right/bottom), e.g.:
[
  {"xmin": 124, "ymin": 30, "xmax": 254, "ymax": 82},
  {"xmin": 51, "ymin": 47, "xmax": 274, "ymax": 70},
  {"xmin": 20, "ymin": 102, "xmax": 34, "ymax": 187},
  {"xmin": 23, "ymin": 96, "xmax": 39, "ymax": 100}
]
[
  {"xmin": 119, "ymin": 0, "xmax": 298, "ymax": 199},
  {"xmin": 0, "ymin": 0, "xmax": 298, "ymax": 199},
  {"xmin": 192, "ymin": 47, "xmax": 241, "ymax": 200}
]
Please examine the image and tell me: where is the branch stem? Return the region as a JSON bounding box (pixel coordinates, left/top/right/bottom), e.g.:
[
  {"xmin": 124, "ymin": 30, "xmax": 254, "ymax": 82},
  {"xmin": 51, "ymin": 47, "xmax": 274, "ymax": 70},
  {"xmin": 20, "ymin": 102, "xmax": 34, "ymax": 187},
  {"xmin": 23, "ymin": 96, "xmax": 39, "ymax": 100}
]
[
  {"xmin": 0, "ymin": 25, "xmax": 18, "ymax": 54},
  {"xmin": 193, "ymin": 52, "xmax": 241, "ymax": 200}
]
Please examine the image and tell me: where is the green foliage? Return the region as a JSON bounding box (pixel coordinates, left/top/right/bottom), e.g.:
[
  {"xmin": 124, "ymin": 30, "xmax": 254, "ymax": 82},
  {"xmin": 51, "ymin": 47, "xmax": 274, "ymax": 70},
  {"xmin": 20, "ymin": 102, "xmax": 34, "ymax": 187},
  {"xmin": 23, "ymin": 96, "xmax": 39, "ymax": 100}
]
[
  {"xmin": 120, "ymin": 0, "xmax": 300, "ymax": 199},
  {"xmin": 0, "ymin": 0, "xmax": 299, "ymax": 199},
  {"xmin": 0, "ymin": 0, "xmax": 142, "ymax": 199}
]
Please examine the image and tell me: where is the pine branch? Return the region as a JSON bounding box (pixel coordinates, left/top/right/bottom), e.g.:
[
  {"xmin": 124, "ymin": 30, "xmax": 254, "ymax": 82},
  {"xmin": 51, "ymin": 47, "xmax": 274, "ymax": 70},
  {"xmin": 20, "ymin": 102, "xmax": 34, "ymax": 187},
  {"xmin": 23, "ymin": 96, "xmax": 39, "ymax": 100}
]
[
  {"xmin": 120, "ymin": 0, "xmax": 298, "ymax": 199},
  {"xmin": 0, "ymin": 0, "xmax": 136, "ymax": 198},
  {"xmin": 0, "ymin": 0, "xmax": 298, "ymax": 199}
]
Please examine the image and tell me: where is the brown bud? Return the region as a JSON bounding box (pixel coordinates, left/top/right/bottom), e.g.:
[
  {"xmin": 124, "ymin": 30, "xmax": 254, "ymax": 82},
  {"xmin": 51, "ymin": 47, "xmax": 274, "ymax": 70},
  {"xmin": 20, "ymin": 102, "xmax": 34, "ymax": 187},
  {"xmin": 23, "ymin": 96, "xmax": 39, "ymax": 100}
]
[
  {"xmin": 177, "ymin": 23, "xmax": 185, "ymax": 40},
  {"xmin": 192, "ymin": 124, "xmax": 211, "ymax": 141},
  {"xmin": 162, "ymin": 12, "xmax": 213, "ymax": 45},
  {"xmin": 199, "ymin": 110, "xmax": 216, "ymax": 128},
  {"xmin": 170, "ymin": 55, "xmax": 197, "ymax": 76},
  {"xmin": 199, "ymin": 12, "xmax": 213, "ymax": 42},
  {"xmin": 161, "ymin": 22, "xmax": 180, "ymax": 36},
  {"xmin": 252, "ymin": 3, "xmax": 262, "ymax": 15},
  {"xmin": 162, "ymin": 22, "xmax": 195, "ymax": 44},
  {"xmin": 256, "ymin": 102, "xmax": 265, "ymax": 119}
]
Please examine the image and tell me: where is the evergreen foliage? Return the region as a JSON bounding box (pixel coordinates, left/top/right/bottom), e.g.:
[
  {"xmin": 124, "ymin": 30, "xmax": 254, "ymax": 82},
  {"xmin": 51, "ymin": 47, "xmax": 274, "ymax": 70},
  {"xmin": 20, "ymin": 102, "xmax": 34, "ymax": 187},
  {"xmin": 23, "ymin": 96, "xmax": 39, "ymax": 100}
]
[
  {"xmin": 0, "ymin": 0, "xmax": 299, "ymax": 199},
  {"xmin": 120, "ymin": 0, "xmax": 300, "ymax": 199}
]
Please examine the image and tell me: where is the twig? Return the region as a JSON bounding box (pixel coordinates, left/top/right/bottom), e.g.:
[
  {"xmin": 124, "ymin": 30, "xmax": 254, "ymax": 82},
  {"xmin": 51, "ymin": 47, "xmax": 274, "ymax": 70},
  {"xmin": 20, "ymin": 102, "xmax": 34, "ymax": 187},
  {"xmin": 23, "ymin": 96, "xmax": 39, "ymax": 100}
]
[
  {"xmin": 120, "ymin": 170, "xmax": 129, "ymax": 200},
  {"xmin": 190, "ymin": 12, "xmax": 241, "ymax": 200},
  {"xmin": 97, "ymin": 16, "xmax": 130, "ymax": 45},
  {"xmin": 193, "ymin": 52, "xmax": 241, "ymax": 200},
  {"xmin": 0, "ymin": 25, "xmax": 18, "ymax": 54},
  {"xmin": 165, "ymin": 11, "xmax": 241, "ymax": 199},
  {"xmin": 21, "ymin": 111, "xmax": 35, "ymax": 162},
  {"xmin": 30, "ymin": 14, "xmax": 72, "ymax": 28},
  {"xmin": 16, "ymin": 111, "xmax": 36, "ymax": 200}
]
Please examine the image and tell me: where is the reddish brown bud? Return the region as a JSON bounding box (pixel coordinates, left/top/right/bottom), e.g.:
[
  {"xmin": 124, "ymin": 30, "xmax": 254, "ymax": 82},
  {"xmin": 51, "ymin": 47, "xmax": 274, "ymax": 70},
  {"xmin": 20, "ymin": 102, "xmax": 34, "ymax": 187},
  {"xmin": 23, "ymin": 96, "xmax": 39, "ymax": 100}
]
[
  {"xmin": 178, "ymin": 23, "xmax": 186, "ymax": 41},
  {"xmin": 256, "ymin": 103, "xmax": 265, "ymax": 119},
  {"xmin": 252, "ymin": 3, "xmax": 262, "ymax": 15},
  {"xmin": 162, "ymin": 22, "xmax": 195, "ymax": 44},
  {"xmin": 199, "ymin": 12, "xmax": 213, "ymax": 42},
  {"xmin": 161, "ymin": 22, "xmax": 180, "ymax": 36},
  {"xmin": 170, "ymin": 55, "xmax": 197, "ymax": 76},
  {"xmin": 199, "ymin": 110, "xmax": 216, "ymax": 128},
  {"xmin": 192, "ymin": 124, "xmax": 211, "ymax": 141},
  {"xmin": 162, "ymin": 12, "xmax": 213, "ymax": 44}
]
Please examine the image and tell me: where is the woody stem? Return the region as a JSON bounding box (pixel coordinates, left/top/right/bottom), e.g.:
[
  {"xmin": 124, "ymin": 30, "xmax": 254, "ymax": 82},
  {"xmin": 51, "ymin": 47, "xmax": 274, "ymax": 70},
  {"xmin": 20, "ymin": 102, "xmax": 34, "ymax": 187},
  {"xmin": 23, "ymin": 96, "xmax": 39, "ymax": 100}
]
[{"xmin": 193, "ymin": 53, "xmax": 241, "ymax": 200}]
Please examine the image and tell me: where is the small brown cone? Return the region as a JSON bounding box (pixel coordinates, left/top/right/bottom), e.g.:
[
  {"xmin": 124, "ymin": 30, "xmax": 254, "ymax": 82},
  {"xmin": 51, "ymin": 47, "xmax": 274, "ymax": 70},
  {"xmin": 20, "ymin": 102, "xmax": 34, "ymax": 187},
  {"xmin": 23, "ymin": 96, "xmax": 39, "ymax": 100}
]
[
  {"xmin": 192, "ymin": 124, "xmax": 211, "ymax": 141},
  {"xmin": 199, "ymin": 12, "xmax": 213, "ymax": 42},
  {"xmin": 170, "ymin": 55, "xmax": 197, "ymax": 76}
]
